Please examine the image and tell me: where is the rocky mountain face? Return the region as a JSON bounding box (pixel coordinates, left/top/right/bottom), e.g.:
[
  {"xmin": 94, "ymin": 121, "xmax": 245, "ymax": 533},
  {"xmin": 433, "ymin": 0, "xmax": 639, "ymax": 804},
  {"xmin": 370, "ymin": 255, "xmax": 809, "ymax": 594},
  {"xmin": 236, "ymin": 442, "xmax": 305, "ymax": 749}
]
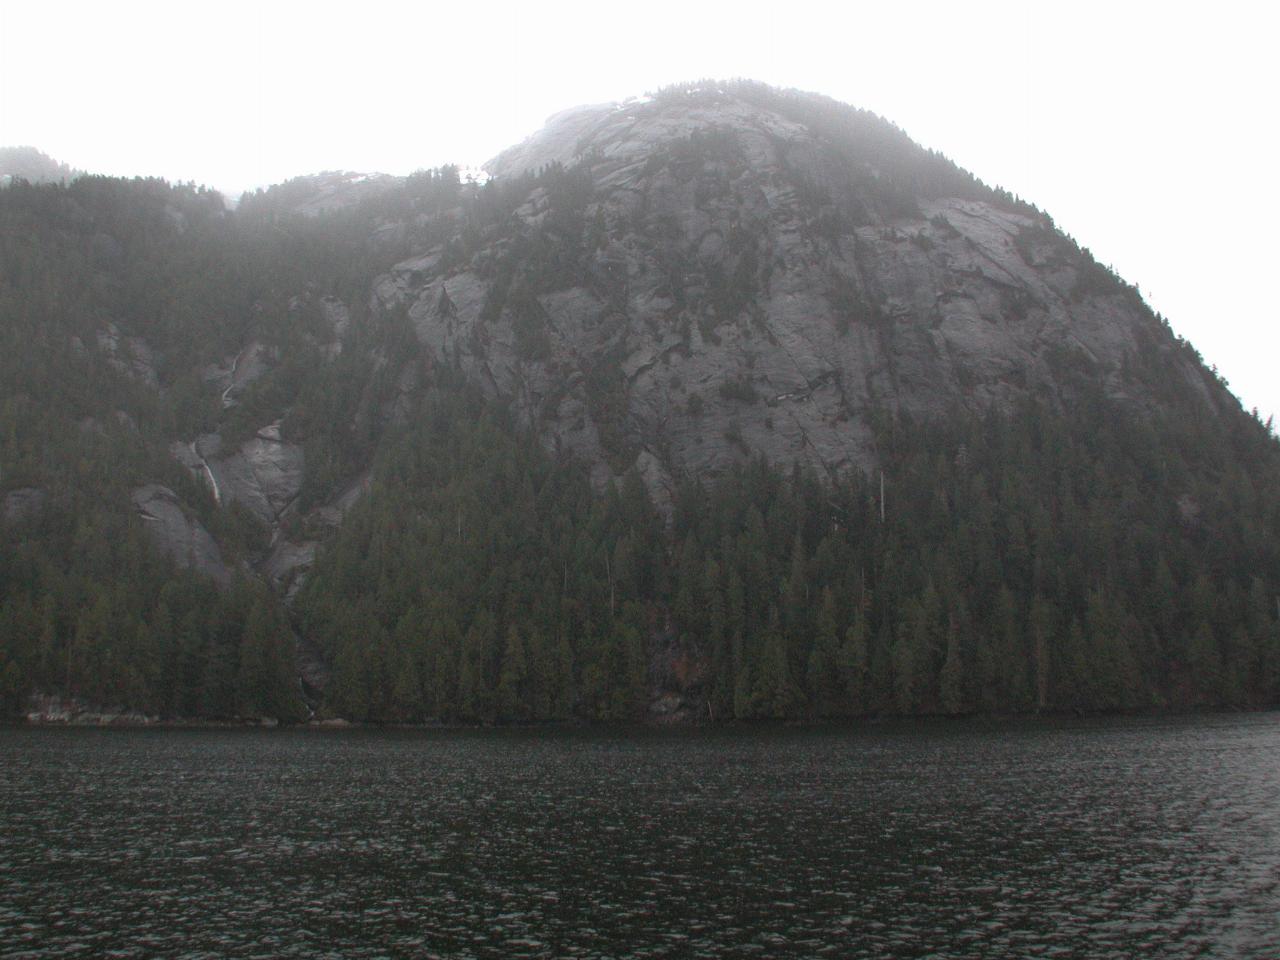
[
  {"xmin": 367, "ymin": 87, "xmax": 1217, "ymax": 500},
  {"xmin": 3, "ymin": 82, "xmax": 1276, "ymax": 723},
  {"xmin": 236, "ymin": 170, "xmax": 404, "ymax": 217},
  {"xmin": 105, "ymin": 84, "xmax": 1221, "ymax": 561},
  {"xmin": 0, "ymin": 86, "xmax": 1227, "ymax": 556}
]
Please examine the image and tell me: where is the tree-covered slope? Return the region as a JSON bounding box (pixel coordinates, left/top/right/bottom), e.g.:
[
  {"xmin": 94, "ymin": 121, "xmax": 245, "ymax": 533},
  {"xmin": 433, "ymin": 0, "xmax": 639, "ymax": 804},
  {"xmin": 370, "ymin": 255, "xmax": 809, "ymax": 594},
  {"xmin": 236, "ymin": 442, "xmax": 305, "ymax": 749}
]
[
  {"xmin": 297, "ymin": 372, "xmax": 1280, "ymax": 723},
  {"xmin": 2, "ymin": 82, "xmax": 1278, "ymax": 721}
]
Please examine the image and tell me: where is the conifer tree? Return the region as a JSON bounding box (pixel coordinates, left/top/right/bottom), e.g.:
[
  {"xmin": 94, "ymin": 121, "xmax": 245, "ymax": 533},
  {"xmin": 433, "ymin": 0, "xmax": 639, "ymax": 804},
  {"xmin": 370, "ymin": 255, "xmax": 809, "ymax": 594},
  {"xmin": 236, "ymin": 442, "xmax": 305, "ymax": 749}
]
[
  {"xmin": 497, "ymin": 623, "xmax": 529, "ymax": 721},
  {"xmin": 940, "ymin": 615, "xmax": 965, "ymax": 715}
]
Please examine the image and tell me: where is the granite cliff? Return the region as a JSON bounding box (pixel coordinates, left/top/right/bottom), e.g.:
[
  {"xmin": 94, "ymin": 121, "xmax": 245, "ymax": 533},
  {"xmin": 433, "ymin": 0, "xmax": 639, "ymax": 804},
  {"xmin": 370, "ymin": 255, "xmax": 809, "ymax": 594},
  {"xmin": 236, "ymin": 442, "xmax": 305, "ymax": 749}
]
[
  {"xmin": 361, "ymin": 85, "xmax": 1214, "ymax": 501},
  {"xmin": 143, "ymin": 84, "xmax": 1231, "ymax": 548}
]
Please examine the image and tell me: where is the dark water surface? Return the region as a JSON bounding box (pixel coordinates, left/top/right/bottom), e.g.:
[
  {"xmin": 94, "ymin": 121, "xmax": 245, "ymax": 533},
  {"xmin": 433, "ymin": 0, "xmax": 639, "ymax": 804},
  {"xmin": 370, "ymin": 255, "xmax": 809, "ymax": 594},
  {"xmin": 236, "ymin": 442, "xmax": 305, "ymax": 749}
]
[{"xmin": 1, "ymin": 715, "xmax": 1278, "ymax": 958}]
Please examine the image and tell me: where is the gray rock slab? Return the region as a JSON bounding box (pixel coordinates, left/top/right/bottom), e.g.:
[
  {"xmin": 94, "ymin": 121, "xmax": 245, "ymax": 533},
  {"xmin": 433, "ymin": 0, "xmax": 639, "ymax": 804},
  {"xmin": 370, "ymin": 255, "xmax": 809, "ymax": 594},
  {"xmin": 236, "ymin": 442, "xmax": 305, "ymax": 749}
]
[{"xmin": 131, "ymin": 485, "xmax": 230, "ymax": 585}]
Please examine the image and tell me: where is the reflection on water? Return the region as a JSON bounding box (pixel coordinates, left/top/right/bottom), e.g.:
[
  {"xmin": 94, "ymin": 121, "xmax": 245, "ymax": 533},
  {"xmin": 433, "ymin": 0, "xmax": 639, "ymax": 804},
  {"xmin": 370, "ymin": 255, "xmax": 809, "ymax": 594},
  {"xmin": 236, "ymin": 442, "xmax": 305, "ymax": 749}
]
[{"xmin": 1, "ymin": 715, "xmax": 1277, "ymax": 958}]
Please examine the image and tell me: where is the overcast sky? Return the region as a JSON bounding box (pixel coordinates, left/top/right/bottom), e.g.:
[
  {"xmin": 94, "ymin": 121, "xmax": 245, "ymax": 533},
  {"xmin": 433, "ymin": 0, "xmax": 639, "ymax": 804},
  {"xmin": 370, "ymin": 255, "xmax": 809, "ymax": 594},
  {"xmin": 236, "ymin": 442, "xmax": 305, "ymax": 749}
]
[{"xmin": 2, "ymin": 0, "xmax": 1276, "ymax": 422}]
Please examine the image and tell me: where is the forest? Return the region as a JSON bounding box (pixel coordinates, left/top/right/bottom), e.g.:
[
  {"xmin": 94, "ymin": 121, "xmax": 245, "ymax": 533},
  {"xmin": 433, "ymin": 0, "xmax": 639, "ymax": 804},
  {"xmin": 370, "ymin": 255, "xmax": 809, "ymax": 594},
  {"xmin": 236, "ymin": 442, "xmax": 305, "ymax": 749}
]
[{"xmin": 296, "ymin": 371, "xmax": 1280, "ymax": 722}]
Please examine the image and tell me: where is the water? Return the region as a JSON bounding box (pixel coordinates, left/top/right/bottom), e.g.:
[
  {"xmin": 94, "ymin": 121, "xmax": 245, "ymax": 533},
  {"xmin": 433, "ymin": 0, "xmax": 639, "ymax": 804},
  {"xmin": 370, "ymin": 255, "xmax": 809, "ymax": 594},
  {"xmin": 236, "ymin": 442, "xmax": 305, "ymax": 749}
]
[{"xmin": 1, "ymin": 715, "xmax": 1277, "ymax": 958}]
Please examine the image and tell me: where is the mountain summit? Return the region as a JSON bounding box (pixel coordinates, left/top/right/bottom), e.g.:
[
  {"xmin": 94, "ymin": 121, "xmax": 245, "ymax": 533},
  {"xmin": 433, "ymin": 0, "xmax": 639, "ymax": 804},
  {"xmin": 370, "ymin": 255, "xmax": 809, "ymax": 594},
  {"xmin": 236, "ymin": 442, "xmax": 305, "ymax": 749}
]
[
  {"xmin": 1, "ymin": 82, "xmax": 1276, "ymax": 723},
  {"xmin": 371, "ymin": 82, "xmax": 1221, "ymax": 496}
]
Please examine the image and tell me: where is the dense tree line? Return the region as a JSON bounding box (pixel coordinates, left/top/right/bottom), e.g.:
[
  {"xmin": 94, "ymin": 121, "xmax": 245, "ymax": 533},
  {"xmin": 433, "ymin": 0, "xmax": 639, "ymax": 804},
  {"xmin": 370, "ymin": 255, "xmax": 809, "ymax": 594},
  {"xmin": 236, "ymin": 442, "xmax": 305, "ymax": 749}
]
[
  {"xmin": 293, "ymin": 372, "xmax": 1280, "ymax": 723},
  {"xmin": 0, "ymin": 534, "xmax": 304, "ymax": 720}
]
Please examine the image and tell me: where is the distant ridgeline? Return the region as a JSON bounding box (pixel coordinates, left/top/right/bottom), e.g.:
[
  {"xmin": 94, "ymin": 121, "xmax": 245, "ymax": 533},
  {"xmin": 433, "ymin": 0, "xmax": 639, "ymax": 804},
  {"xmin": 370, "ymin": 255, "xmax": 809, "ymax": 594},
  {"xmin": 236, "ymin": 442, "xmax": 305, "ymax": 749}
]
[
  {"xmin": 0, "ymin": 146, "xmax": 83, "ymax": 187},
  {"xmin": 2, "ymin": 82, "xmax": 1278, "ymax": 722}
]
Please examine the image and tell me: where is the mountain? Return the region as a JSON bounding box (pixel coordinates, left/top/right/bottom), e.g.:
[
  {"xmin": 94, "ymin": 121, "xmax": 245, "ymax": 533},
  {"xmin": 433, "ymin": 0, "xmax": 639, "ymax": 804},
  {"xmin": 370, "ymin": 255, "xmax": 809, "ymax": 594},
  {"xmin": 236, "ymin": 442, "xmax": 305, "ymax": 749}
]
[
  {"xmin": 0, "ymin": 146, "xmax": 82, "ymax": 186},
  {"xmin": 389, "ymin": 85, "xmax": 1218, "ymax": 493},
  {"xmin": 235, "ymin": 170, "xmax": 404, "ymax": 217},
  {"xmin": 1, "ymin": 81, "xmax": 1277, "ymax": 723}
]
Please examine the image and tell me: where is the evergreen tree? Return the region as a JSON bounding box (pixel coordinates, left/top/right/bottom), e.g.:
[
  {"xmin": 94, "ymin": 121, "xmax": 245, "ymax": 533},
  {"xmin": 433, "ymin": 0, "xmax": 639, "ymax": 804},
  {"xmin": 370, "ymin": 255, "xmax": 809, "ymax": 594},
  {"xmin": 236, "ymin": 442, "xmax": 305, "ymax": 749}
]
[
  {"xmin": 839, "ymin": 607, "xmax": 870, "ymax": 715},
  {"xmin": 806, "ymin": 587, "xmax": 842, "ymax": 715},
  {"xmin": 497, "ymin": 624, "xmax": 529, "ymax": 721},
  {"xmin": 940, "ymin": 614, "xmax": 965, "ymax": 715}
]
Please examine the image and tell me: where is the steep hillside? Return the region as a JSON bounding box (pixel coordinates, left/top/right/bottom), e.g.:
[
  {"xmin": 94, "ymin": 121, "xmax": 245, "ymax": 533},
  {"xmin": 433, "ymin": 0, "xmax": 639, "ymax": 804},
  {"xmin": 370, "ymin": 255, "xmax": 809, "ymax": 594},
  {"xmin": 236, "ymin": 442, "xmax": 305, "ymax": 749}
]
[{"xmin": 1, "ymin": 83, "xmax": 1277, "ymax": 722}]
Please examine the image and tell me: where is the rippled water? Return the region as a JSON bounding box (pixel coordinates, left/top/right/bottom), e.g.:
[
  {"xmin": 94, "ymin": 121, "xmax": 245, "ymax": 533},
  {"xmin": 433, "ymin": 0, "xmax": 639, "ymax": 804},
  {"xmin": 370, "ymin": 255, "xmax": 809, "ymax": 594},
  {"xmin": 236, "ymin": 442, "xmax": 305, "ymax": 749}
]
[{"xmin": 1, "ymin": 715, "xmax": 1278, "ymax": 958}]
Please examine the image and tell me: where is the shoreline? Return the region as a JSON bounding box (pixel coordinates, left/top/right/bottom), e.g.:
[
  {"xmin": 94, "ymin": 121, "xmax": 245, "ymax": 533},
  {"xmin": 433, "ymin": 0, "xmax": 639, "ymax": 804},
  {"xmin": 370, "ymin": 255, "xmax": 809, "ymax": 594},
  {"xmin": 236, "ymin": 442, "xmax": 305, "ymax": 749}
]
[{"xmin": 5, "ymin": 703, "xmax": 1272, "ymax": 731}]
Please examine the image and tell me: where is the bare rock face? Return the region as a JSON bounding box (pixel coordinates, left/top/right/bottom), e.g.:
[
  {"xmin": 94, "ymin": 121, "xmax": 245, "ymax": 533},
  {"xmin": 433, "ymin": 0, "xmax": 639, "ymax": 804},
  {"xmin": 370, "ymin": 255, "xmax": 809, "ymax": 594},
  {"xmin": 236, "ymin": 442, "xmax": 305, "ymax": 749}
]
[
  {"xmin": 178, "ymin": 425, "xmax": 305, "ymax": 525},
  {"xmin": 320, "ymin": 295, "xmax": 351, "ymax": 337},
  {"xmin": 264, "ymin": 539, "xmax": 317, "ymax": 599},
  {"xmin": 130, "ymin": 485, "xmax": 230, "ymax": 585},
  {"xmin": 224, "ymin": 425, "xmax": 305, "ymax": 521},
  {"xmin": 272, "ymin": 171, "xmax": 403, "ymax": 218},
  {"xmin": 96, "ymin": 322, "xmax": 158, "ymax": 387},
  {"xmin": 145, "ymin": 86, "xmax": 1226, "ymax": 590},
  {"xmin": 262, "ymin": 471, "xmax": 371, "ymax": 597},
  {"xmin": 368, "ymin": 89, "xmax": 1204, "ymax": 500},
  {"xmin": 171, "ymin": 433, "xmax": 366, "ymax": 593},
  {"xmin": 203, "ymin": 341, "xmax": 275, "ymax": 409},
  {"xmin": 485, "ymin": 102, "xmax": 620, "ymax": 179}
]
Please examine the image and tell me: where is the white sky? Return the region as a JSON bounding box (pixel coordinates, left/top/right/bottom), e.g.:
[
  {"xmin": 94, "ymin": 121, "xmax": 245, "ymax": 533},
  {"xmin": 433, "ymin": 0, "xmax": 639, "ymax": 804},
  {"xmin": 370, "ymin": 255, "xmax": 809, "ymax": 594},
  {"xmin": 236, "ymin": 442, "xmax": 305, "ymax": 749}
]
[{"xmin": 2, "ymin": 0, "xmax": 1277, "ymax": 423}]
